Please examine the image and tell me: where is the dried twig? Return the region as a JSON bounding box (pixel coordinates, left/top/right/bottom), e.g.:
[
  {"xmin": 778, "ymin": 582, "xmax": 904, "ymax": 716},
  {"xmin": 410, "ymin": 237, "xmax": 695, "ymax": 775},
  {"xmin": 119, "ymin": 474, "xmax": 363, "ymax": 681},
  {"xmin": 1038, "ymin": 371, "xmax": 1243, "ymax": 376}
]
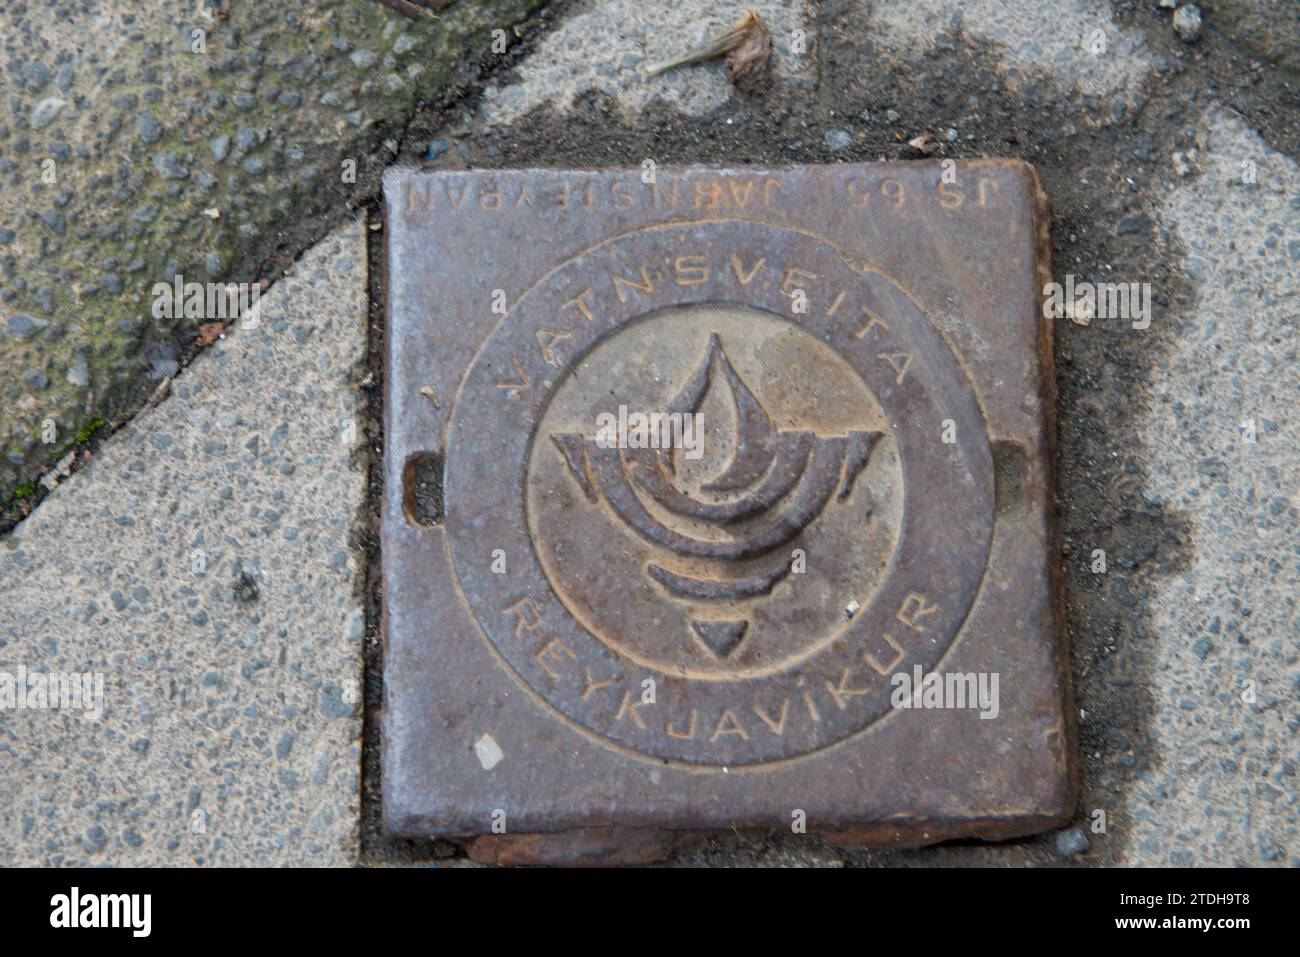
[{"xmin": 374, "ymin": 0, "xmax": 436, "ymax": 20}]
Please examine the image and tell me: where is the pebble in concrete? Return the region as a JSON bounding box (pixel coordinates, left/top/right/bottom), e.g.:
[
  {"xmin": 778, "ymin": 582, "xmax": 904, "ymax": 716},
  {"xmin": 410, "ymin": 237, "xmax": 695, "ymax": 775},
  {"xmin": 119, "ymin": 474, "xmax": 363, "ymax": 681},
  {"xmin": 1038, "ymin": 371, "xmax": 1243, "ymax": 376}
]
[{"xmin": 0, "ymin": 220, "xmax": 368, "ymax": 865}]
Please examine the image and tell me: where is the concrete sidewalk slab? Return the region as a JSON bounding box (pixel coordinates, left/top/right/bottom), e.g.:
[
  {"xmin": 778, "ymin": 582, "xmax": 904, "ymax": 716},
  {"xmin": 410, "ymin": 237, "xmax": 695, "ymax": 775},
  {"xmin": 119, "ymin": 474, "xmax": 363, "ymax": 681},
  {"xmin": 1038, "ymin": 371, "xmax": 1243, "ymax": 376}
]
[
  {"xmin": 1, "ymin": 0, "xmax": 543, "ymax": 508},
  {"xmin": 1129, "ymin": 107, "xmax": 1299, "ymax": 865},
  {"xmin": 867, "ymin": 0, "xmax": 1154, "ymax": 107},
  {"xmin": 0, "ymin": 219, "xmax": 368, "ymax": 866}
]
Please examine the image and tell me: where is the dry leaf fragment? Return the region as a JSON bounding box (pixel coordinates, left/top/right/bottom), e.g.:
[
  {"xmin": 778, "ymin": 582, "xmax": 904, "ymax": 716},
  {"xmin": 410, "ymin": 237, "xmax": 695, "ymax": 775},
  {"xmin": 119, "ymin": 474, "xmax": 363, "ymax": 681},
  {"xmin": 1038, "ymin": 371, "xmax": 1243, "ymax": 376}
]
[
  {"xmin": 200, "ymin": 3, "xmax": 230, "ymax": 25},
  {"xmin": 907, "ymin": 133, "xmax": 940, "ymax": 156},
  {"xmin": 724, "ymin": 12, "xmax": 773, "ymax": 93},
  {"xmin": 645, "ymin": 11, "xmax": 772, "ymax": 93},
  {"xmin": 196, "ymin": 322, "xmax": 225, "ymax": 346}
]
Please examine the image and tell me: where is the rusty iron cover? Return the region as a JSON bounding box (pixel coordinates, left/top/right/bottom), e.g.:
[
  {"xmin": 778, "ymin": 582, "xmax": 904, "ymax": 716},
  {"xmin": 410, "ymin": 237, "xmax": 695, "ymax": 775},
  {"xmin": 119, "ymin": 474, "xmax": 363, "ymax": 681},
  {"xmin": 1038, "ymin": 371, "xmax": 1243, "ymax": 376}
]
[{"xmin": 381, "ymin": 162, "xmax": 1077, "ymax": 861}]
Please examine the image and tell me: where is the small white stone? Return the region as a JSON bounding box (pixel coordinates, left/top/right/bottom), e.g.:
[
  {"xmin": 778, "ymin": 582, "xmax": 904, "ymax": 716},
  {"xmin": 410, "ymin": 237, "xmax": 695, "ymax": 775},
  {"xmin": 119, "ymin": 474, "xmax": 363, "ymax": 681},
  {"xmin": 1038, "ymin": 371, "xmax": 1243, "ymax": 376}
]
[
  {"xmin": 1173, "ymin": 4, "xmax": 1203, "ymax": 42},
  {"xmin": 30, "ymin": 97, "xmax": 65, "ymax": 130},
  {"xmin": 1064, "ymin": 296, "xmax": 1094, "ymax": 326},
  {"xmin": 474, "ymin": 732, "xmax": 505, "ymax": 771}
]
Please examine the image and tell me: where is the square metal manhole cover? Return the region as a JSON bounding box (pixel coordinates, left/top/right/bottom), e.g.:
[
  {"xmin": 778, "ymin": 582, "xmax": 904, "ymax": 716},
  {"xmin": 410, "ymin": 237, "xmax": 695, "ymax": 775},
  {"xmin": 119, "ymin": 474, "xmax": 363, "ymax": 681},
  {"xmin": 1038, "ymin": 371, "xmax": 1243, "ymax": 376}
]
[{"xmin": 381, "ymin": 162, "xmax": 1077, "ymax": 862}]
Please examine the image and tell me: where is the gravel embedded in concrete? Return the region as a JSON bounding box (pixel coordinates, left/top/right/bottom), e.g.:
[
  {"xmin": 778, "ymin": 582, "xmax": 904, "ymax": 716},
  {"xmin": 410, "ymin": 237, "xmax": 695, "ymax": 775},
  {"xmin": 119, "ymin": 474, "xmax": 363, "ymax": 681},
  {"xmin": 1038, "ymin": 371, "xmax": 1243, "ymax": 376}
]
[
  {"xmin": 0, "ymin": 0, "xmax": 544, "ymax": 506},
  {"xmin": 868, "ymin": 0, "xmax": 1154, "ymax": 106},
  {"xmin": 0, "ymin": 220, "xmax": 368, "ymax": 865},
  {"xmin": 1129, "ymin": 108, "xmax": 1299, "ymax": 865}
]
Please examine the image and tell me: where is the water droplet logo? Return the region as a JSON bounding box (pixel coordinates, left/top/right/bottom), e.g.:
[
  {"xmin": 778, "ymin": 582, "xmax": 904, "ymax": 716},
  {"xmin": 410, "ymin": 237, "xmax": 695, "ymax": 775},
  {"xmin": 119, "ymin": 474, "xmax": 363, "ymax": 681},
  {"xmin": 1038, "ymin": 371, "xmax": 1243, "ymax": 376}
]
[{"xmin": 549, "ymin": 331, "xmax": 884, "ymax": 661}]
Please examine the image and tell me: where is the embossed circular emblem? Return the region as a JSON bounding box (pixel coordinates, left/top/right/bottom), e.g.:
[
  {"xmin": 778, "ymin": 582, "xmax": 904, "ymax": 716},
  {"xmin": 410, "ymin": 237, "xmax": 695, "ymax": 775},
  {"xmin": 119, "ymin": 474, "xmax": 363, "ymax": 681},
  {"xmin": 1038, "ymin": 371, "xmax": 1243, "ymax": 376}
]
[{"xmin": 445, "ymin": 220, "xmax": 994, "ymax": 765}]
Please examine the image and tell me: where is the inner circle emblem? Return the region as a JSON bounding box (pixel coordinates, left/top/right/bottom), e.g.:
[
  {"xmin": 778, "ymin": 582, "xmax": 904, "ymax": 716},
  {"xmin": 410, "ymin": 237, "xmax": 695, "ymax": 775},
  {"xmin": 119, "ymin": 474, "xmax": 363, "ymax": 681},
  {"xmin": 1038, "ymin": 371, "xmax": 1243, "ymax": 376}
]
[
  {"xmin": 444, "ymin": 220, "xmax": 994, "ymax": 765},
  {"xmin": 528, "ymin": 305, "xmax": 903, "ymax": 679}
]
